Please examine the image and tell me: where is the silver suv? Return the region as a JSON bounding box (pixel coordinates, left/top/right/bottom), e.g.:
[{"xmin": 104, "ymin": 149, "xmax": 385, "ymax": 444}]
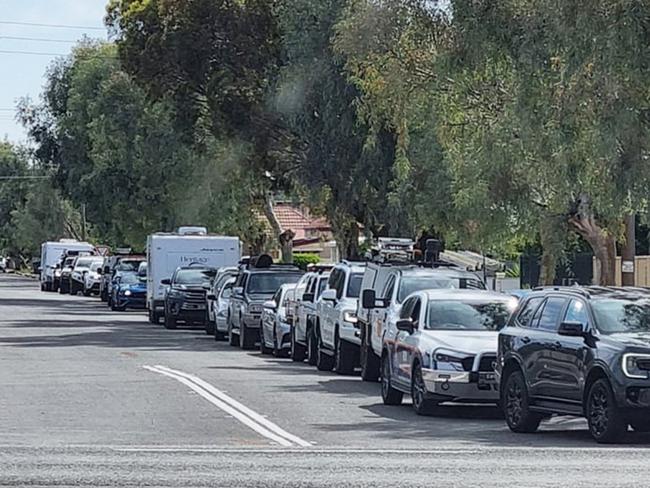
[{"xmin": 290, "ymin": 269, "xmax": 330, "ymax": 364}]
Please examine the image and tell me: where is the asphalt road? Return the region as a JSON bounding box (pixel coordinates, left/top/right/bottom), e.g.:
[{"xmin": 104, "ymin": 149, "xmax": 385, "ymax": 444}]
[{"xmin": 2, "ymin": 274, "xmax": 650, "ymax": 487}]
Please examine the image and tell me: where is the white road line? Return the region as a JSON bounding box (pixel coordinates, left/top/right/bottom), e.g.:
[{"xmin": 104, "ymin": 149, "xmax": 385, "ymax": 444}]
[{"xmin": 143, "ymin": 365, "xmax": 311, "ymax": 448}]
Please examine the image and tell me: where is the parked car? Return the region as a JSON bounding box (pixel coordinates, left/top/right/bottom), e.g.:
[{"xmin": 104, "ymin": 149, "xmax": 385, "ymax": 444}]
[
  {"xmin": 70, "ymin": 256, "xmax": 104, "ymax": 295},
  {"xmin": 107, "ymin": 270, "xmax": 137, "ymax": 308},
  {"xmin": 260, "ymin": 284, "xmax": 296, "ymax": 357},
  {"xmin": 209, "ymin": 277, "xmax": 236, "ymax": 341},
  {"xmin": 228, "ymin": 259, "xmax": 303, "ymax": 350},
  {"xmin": 313, "ymin": 261, "xmax": 367, "ymax": 374},
  {"xmin": 291, "ymin": 269, "xmax": 331, "ymax": 364},
  {"xmin": 497, "ymin": 286, "xmax": 650, "ymax": 443},
  {"xmin": 58, "ymin": 257, "xmax": 77, "ymax": 294},
  {"xmin": 100, "ymin": 254, "xmax": 146, "ymax": 302},
  {"xmin": 162, "ymin": 265, "xmax": 217, "ymax": 329},
  {"xmin": 40, "ymin": 239, "xmax": 94, "ymax": 292},
  {"xmin": 381, "ymin": 289, "xmax": 515, "ymax": 415},
  {"xmin": 205, "ymin": 266, "xmax": 238, "ymax": 336},
  {"xmin": 109, "ymin": 272, "xmax": 147, "ymax": 311},
  {"xmin": 82, "ymin": 259, "xmax": 105, "ymax": 296},
  {"xmin": 358, "ymin": 264, "xmax": 486, "ymax": 381}
]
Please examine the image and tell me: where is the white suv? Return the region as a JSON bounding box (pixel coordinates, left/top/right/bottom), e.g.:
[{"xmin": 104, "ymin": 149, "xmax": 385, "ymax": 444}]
[{"xmin": 314, "ymin": 261, "xmax": 366, "ymax": 374}]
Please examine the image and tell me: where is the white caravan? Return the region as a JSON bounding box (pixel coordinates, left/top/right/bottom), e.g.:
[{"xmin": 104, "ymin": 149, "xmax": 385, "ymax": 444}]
[
  {"xmin": 40, "ymin": 239, "xmax": 95, "ymax": 292},
  {"xmin": 146, "ymin": 229, "xmax": 241, "ymax": 324}
]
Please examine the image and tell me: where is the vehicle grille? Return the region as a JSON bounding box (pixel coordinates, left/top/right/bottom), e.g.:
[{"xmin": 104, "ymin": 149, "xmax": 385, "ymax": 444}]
[
  {"xmin": 478, "ymin": 355, "xmax": 496, "ymax": 372},
  {"xmin": 184, "ymin": 291, "xmax": 206, "ymax": 303},
  {"xmin": 461, "ymin": 357, "xmax": 474, "ymax": 372}
]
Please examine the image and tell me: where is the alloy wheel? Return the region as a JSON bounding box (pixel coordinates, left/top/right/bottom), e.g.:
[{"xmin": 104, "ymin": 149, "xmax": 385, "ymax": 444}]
[
  {"xmin": 589, "ymin": 384, "xmax": 609, "ymax": 438},
  {"xmin": 505, "ymin": 379, "xmax": 523, "ymax": 426}
]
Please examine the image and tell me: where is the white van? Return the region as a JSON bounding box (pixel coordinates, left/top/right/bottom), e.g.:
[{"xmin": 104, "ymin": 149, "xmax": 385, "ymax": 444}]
[
  {"xmin": 40, "ymin": 239, "xmax": 95, "ymax": 292},
  {"xmin": 146, "ymin": 229, "xmax": 241, "ymax": 323}
]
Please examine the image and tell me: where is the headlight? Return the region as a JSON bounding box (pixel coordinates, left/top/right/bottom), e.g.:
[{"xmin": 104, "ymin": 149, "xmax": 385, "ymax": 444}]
[
  {"xmin": 622, "ymin": 353, "xmax": 650, "ymax": 379},
  {"xmin": 249, "ymin": 304, "xmax": 263, "ymax": 314},
  {"xmin": 124, "ymin": 290, "xmax": 132, "ymax": 297},
  {"xmin": 433, "ymin": 352, "xmax": 471, "ymax": 372},
  {"xmin": 343, "ymin": 311, "xmax": 358, "ymax": 324}
]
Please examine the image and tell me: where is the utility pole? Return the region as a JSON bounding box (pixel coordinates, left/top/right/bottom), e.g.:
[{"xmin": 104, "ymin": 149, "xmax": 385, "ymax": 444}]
[
  {"xmin": 621, "ymin": 213, "xmax": 635, "ymax": 286},
  {"xmin": 81, "ymin": 204, "xmax": 87, "ymax": 242}
]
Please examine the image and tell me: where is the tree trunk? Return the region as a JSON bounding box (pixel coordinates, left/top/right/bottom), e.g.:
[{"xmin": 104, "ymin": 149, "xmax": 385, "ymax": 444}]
[
  {"xmin": 568, "ymin": 195, "xmax": 616, "ymax": 286},
  {"xmin": 261, "ymin": 194, "xmax": 294, "ymax": 263},
  {"xmin": 539, "ymin": 216, "xmax": 566, "ymax": 286}
]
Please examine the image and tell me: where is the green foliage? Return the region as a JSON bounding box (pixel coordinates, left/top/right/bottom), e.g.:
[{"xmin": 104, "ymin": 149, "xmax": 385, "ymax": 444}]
[{"xmin": 292, "ymin": 253, "xmax": 321, "ymax": 270}]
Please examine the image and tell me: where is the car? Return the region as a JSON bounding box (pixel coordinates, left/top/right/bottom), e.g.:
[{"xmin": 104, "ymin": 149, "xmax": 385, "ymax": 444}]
[
  {"xmin": 99, "ymin": 253, "xmax": 146, "ymax": 302},
  {"xmin": 228, "ymin": 258, "xmax": 303, "ymax": 350},
  {"xmin": 260, "ymin": 284, "xmax": 296, "ymax": 357},
  {"xmin": 381, "ymin": 289, "xmax": 516, "ymax": 415},
  {"xmin": 497, "ymin": 286, "xmax": 650, "ymax": 443},
  {"xmin": 82, "ymin": 259, "xmax": 105, "ymax": 296},
  {"xmin": 58, "ymin": 256, "xmax": 77, "ymax": 294},
  {"xmin": 313, "ymin": 261, "xmax": 367, "ymax": 374},
  {"xmin": 162, "ymin": 265, "xmax": 217, "ymax": 329},
  {"xmin": 205, "ymin": 266, "xmax": 238, "ymax": 336},
  {"xmin": 359, "ymin": 264, "xmax": 486, "ymax": 381},
  {"xmin": 107, "ymin": 270, "xmax": 136, "ymax": 308},
  {"xmin": 69, "ymin": 256, "xmax": 104, "ymax": 295},
  {"xmin": 109, "ymin": 271, "xmax": 147, "ymax": 311},
  {"xmin": 291, "ymin": 269, "xmax": 330, "ymax": 364},
  {"xmin": 209, "ymin": 277, "xmax": 236, "ymax": 341}
]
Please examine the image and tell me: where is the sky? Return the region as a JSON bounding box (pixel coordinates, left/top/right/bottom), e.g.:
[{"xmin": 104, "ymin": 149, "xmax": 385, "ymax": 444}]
[{"xmin": 0, "ymin": 0, "xmax": 108, "ymax": 143}]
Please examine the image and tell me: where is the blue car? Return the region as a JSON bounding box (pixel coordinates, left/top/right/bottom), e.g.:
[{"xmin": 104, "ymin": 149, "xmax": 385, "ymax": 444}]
[{"xmin": 110, "ymin": 271, "xmax": 146, "ymax": 311}]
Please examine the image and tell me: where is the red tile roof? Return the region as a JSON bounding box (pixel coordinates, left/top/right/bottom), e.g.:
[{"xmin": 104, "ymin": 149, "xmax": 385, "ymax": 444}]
[{"xmin": 257, "ymin": 203, "xmax": 331, "ymax": 240}]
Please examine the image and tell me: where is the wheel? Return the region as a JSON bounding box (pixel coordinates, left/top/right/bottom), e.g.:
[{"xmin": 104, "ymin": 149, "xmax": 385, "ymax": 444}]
[
  {"xmin": 214, "ymin": 323, "xmax": 226, "ymax": 341},
  {"xmin": 334, "ymin": 332, "xmax": 355, "ymax": 375},
  {"xmin": 586, "ymin": 378, "xmax": 627, "ymax": 443},
  {"xmin": 41, "ymin": 282, "xmax": 46, "ymax": 292},
  {"xmin": 111, "ymin": 303, "xmax": 126, "ymax": 312},
  {"xmin": 259, "ymin": 327, "xmax": 273, "ymax": 354},
  {"xmin": 164, "ymin": 311, "xmax": 177, "ymax": 330},
  {"xmin": 83, "ymin": 287, "xmax": 92, "ymax": 297},
  {"xmin": 291, "ymin": 327, "xmax": 306, "ymax": 362},
  {"xmin": 381, "ymin": 353, "xmax": 403, "ymax": 405},
  {"xmin": 205, "ymin": 312, "xmax": 215, "ymax": 335},
  {"xmin": 411, "ymin": 361, "xmax": 439, "ymax": 415},
  {"xmin": 502, "ymin": 369, "xmax": 543, "ymax": 433},
  {"xmin": 306, "ymin": 326, "xmax": 318, "ymax": 366},
  {"xmin": 239, "ymin": 322, "xmax": 256, "ymax": 350},
  {"xmin": 360, "ymin": 334, "xmax": 380, "ymax": 382},
  {"xmin": 228, "ymin": 317, "xmax": 239, "ymax": 347},
  {"xmin": 148, "ymin": 308, "xmax": 161, "ymax": 324},
  {"xmin": 100, "ymin": 288, "xmax": 108, "ymax": 302},
  {"xmin": 316, "ymin": 331, "xmax": 334, "ymax": 371}
]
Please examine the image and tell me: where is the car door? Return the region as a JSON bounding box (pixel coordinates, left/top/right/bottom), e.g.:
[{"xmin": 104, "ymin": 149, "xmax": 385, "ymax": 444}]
[
  {"xmin": 511, "ymin": 296, "xmax": 546, "ymax": 398},
  {"xmin": 320, "ymin": 269, "xmax": 340, "ymax": 346},
  {"xmin": 372, "ymin": 275, "xmax": 396, "ymax": 355},
  {"xmin": 543, "ymin": 298, "xmax": 592, "ymax": 403},
  {"xmin": 528, "ymin": 296, "xmax": 569, "ymax": 399},
  {"xmin": 395, "ymin": 296, "xmax": 422, "ymax": 385}
]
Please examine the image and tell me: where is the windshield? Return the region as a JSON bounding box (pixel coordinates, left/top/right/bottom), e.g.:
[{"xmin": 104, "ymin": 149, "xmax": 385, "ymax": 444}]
[
  {"xmin": 174, "ymin": 268, "xmax": 215, "ymax": 285},
  {"xmin": 247, "ymin": 273, "xmax": 302, "ymax": 295},
  {"xmin": 76, "ymin": 258, "xmax": 102, "ymax": 269},
  {"xmin": 119, "ymin": 273, "xmax": 141, "ymax": 285},
  {"xmin": 346, "ymin": 273, "xmax": 364, "ymax": 298},
  {"xmin": 592, "ymin": 298, "xmax": 650, "ymax": 334},
  {"xmin": 398, "ymin": 275, "xmax": 482, "ymax": 302},
  {"xmin": 426, "ymin": 300, "xmax": 512, "ymax": 331},
  {"xmin": 116, "ymin": 260, "xmax": 144, "ymax": 272}
]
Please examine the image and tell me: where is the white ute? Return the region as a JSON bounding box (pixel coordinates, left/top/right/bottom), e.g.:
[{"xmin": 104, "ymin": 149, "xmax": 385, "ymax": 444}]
[{"xmin": 146, "ymin": 227, "xmax": 241, "ymax": 324}]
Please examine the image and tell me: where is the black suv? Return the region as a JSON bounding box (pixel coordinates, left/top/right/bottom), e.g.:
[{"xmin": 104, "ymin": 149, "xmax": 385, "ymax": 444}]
[
  {"xmin": 162, "ymin": 265, "xmax": 217, "ymax": 329},
  {"xmin": 497, "ymin": 286, "xmax": 650, "ymax": 443},
  {"xmin": 228, "ymin": 258, "xmax": 303, "ymax": 350}
]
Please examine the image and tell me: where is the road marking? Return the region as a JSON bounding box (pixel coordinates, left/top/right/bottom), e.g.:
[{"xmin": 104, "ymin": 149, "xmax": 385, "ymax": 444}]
[{"xmin": 143, "ymin": 365, "xmax": 311, "ymax": 448}]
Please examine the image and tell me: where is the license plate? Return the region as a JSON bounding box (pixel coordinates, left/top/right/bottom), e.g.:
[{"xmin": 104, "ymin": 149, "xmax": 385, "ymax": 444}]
[
  {"xmin": 479, "ymin": 372, "xmax": 496, "ymax": 382},
  {"xmin": 183, "ymin": 303, "xmax": 205, "ymax": 310}
]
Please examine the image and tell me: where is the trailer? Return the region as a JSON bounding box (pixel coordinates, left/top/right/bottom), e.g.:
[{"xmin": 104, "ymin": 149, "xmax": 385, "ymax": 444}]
[
  {"xmin": 40, "ymin": 239, "xmax": 95, "ymax": 292},
  {"xmin": 146, "ymin": 229, "xmax": 241, "ymax": 324}
]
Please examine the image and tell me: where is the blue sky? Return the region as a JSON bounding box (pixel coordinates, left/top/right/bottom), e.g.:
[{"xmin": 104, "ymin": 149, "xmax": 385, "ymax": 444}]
[{"xmin": 0, "ymin": 0, "xmax": 108, "ymax": 143}]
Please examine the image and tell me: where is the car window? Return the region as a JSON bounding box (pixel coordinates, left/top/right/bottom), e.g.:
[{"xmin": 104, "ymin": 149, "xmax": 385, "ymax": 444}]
[
  {"xmin": 382, "ymin": 275, "xmax": 396, "ymax": 300},
  {"xmin": 247, "ymin": 273, "xmax": 302, "ymax": 294},
  {"xmin": 564, "ymin": 299, "xmax": 590, "ymax": 326},
  {"xmin": 537, "ymin": 297, "xmax": 568, "ymax": 331},
  {"xmin": 220, "ymin": 284, "xmax": 233, "ymax": 299},
  {"xmin": 174, "ymin": 268, "xmax": 215, "ymax": 285},
  {"xmin": 346, "ymin": 273, "xmax": 363, "ymax": 298},
  {"xmin": 426, "ymin": 299, "xmax": 512, "ymax": 331},
  {"xmin": 400, "ymin": 297, "xmax": 415, "ymax": 319},
  {"xmin": 272, "ymin": 288, "xmax": 282, "ymax": 305},
  {"xmin": 411, "ymin": 298, "xmax": 421, "ymax": 326},
  {"xmin": 517, "ymin": 297, "xmax": 543, "ymax": 328}
]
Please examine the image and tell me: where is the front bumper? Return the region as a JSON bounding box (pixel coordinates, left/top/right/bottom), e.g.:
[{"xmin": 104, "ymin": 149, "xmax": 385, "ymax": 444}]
[
  {"xmin": 242, "ymin": 312, "xmax": 262, "ymax": 329},
  {"xmin": 339, "ymin": 321, "xmax": 361, "ymax": 346},
  {"xmin": 422, "ymin": 368, "xmax": 499, "ymax": 402},
  {"xmin": 115, "ymin": 294, "xmax": 146, "ymax": 309}
]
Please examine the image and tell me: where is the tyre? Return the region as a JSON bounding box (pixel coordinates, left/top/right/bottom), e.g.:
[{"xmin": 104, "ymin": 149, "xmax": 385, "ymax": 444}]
[
  {"xmin": 83, "ymin": 287, "xmax": 92, "ymax": 297},
  {"xmin": 290, "ymin": 327, "xmax": 306, "ymax": 362},
  {"xmin": 411, "ymin": 361, "xmax": 438, "ymax": 415},
  {"xmin": 316, "ymin": 331, "xmax": 334, "ymax": 371},
  {"xmin": 148, "ymin": 308, "xmax": 161, "ymax": 324},
  {"xmin": 586, "ymin": 378, "xmax": 627, "ymax": 443},
  {"xmin": 164, "ymin": 312, "xmax": 177, "ymax": 330},
  {"xmin": 360, "ymin": 338, "xmax": 380, "ymax": 382},
  {"xmin": 306, "ymin": 326, "xmax": 318, "ymax": 366},
  {"xmin": 111, "ymin": 303, "xmax": 126, "ymax": 312},
  {"xmin": 40, "ymin": 282, "xmax": 46, "ymax": 292},
  {"xmin": 100, "ymin": 288, "xmax": 108, "ymax": 302},
  {"xmin": 381, "ymin": 353, "xmax": 403, "ymax": 405},
  {"xmin": 214, "ymin": 324, "xmax": 226, "ymax": 342},
  {"xmin": 259, "ymin": 327, "xmax": 273, "ymax": 354},
  {"xmin": 502, "ymin": 369, "xmax": 543, "ymax": 433},
  {"xmin": 239, "ymin": 322, "xmax": 256, "ymax": 350},
  {"xmin": 205, "ymin": 312, "xmax": 215, "ymax": 335},
  {"xmin": 334, "ymin": 332, "xmax": 355, "ymax": 375}
]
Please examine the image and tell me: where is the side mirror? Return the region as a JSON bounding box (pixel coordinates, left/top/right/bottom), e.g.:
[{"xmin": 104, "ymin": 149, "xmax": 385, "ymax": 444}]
[
  {"xmin": 362, "ymin": 289, "xmax": 376, "ymax": 309},
  {"xmin": 207, "ymin": 294, "xmax": 216, "ymax": 301},
  {"xmin": 558, "ymin": 321, "xmax": 585, "ymax": 337},
  {"xmin": 263, "ymin": 300, "xmax": 277, "ymax": 310},
  {"xmin": 396, "ymin": 319, "xmax": 415, "ymax": 334},
  {"xmin": 302, "ymin": 293, "xmax": 314, "ymax": 302},
  {"xmin": 321, "ymin": 289, "xmax": 337, "ymax": 302},
  {"xmin": 161, "ymin": 278, "xmax": 171, "ymax": 286}
]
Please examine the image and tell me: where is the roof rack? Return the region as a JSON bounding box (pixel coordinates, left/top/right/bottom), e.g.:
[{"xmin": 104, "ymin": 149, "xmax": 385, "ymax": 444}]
[{"xmin": 306, "ymin": 263, "xmax": 333, "ymax": 273}]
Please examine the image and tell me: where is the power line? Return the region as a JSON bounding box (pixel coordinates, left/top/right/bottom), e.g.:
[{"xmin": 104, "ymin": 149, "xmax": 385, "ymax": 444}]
[
  {"xmin": 0, "ymin": 35, "xmax": 77, "ymax": 44},
  {"xmin": 0, "ymin": 49, "xmax": 117, "ymax": 59},
  {"xmin": 0, "ymin": 20, "xmax": 105, "ymax": 31}
]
